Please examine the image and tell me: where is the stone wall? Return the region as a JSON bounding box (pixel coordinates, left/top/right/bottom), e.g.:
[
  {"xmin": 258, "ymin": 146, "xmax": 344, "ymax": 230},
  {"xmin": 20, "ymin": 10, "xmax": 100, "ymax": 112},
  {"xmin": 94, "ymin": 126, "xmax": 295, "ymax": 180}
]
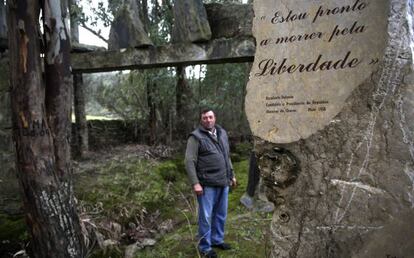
[{"xmin": 79, "ymin": 120, "xmax": 144, "ymax": 150}]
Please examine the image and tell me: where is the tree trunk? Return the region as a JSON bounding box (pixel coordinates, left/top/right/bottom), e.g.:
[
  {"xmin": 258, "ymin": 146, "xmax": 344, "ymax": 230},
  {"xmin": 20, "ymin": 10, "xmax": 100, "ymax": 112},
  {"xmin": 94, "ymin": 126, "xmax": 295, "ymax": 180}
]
[
  {"xmin": 151, "ymin": 0, "xmax": 160, "ymax": 25},
  {"xmin": 163, "ymin": 0, "xmax": 174, "ymax": 35},
  {"xmin": 141, "ymin": 0, "xmax": 149, "ymax": 32},
  {"xmin": 176, "ymin": 66, "xmax": 184, "ymax": 133},
  {"xmin": 175, "ymin": 66, "xmax": 192, "ymax": 138},
  {"xmin": 147, "ymin": 81, "xmax": 157, "ymax": 145},
  {"xmin": 68, "ymin": 0, "xmax": 79, "ymax": 43},
  {"xmin": 73, "ymin": 74, "xmax": 89, "ymax": 157},
  {"xmin": 7, "ymin": 1, "xmax": 85, "ymax": 257},
  {"xmin": 0, "ymin": 0, "xmax": 7, "ymax": 40},
  {"xmin": 69, "ymin": 1, "xmax": 88, "ymax": 158}
]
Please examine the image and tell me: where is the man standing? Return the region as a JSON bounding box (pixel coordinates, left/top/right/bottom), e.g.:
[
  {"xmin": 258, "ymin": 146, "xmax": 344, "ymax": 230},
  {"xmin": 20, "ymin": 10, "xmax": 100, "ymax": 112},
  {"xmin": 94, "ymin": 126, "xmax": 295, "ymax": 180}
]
[{"xmin": 185, "ymin": 109, "xmax": 237, "ymax": 258}]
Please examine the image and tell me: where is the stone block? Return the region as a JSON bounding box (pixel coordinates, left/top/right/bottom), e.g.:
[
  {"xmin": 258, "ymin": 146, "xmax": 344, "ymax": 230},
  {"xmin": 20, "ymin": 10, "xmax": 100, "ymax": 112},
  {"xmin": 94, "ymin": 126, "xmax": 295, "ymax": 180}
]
[
  {"xmin": 246, "ymin": 0, "xmax": 414, "ymax": 256},
  {"xmin": 205, "ymin": 3, "xmax": 253, "ymax": 39}
]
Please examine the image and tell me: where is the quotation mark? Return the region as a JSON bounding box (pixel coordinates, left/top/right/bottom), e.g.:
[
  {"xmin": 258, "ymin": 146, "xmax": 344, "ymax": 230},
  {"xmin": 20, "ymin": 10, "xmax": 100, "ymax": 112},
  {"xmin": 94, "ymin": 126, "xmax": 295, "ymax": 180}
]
[{"xmin": 369, "ymin": 58, "xmax": 379, "ymax": 65}]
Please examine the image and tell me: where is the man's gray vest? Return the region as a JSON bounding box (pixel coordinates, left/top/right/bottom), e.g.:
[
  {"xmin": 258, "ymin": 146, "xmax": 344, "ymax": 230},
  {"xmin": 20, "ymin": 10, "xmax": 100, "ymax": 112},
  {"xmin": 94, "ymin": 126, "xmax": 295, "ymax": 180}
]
[{"xmin": 190, "ymin": 125, "xmax": 232, "ymax": 187}]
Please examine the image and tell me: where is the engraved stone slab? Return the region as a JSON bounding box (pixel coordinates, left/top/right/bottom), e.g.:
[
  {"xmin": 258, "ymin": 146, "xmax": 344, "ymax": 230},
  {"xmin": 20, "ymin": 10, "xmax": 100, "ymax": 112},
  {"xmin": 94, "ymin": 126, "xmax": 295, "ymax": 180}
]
[{"xmin": 245, "ymin": 0, "xmax": 389, "ymax": 143}]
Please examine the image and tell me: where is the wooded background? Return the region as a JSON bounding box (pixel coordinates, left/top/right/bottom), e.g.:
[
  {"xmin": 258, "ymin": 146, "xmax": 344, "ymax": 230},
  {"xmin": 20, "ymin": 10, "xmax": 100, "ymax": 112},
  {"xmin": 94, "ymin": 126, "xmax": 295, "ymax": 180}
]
[
  {"xmin": 1, "ymin": 0, "xmax": 254, "ymax": 257},
  {"xmin": 72, "ymin": 0, "xmax": 253, "ymax": 147}
]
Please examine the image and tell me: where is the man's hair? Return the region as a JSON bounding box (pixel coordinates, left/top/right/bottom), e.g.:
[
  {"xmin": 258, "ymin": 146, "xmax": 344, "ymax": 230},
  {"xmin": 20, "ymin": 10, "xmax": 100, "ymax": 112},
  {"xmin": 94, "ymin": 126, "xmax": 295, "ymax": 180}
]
[{"xmin": 199, "ymin": 108, "xmax": 215, "ymax": 119}]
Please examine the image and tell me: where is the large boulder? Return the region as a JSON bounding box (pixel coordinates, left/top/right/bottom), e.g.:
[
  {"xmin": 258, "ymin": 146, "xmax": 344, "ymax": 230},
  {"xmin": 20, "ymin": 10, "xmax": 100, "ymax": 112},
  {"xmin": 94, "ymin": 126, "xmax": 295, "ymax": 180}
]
[
  {"xmin": 205, "ymin": 3, "xmax": 253, "ymax": 39},
  {"xmin": 245, "ymin": 0, "xmax": 414, "ymax": 257},
  {"xmin": 108, "ymin": 0, "xmax": 153, "ymax": 50},
  {"xmin": 172, "ymin": 0, "xmax": 212, "ymax": 43}
]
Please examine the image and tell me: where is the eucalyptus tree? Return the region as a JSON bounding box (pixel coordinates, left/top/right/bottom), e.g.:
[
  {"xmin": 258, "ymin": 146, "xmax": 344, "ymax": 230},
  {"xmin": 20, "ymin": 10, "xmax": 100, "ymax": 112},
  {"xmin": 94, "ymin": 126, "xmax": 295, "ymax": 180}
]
[{"xmin": 7, "ymin": 0, "xmax": 85, "ymax": 257}]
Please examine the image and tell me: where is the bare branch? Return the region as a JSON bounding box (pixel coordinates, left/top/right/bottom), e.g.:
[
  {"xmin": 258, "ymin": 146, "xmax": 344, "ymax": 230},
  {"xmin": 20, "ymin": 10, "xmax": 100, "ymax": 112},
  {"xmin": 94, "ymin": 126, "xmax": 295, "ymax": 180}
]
[{"xmin": 80, "ymin": 21, "xmax": 108, "ymax": 43}]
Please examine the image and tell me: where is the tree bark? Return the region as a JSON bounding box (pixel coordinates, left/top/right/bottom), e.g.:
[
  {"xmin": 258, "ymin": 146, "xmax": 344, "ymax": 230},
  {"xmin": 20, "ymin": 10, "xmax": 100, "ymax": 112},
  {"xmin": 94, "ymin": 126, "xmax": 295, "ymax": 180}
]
[
  {"xmin": 141, "ymin": 0, "xmax": 149, "ymax": 32},
  {"xmin": 0, "ymin": 0, "xmax": 7, "ymax": 40},
  {"xmin": 175, "ymin": 66, "xmax": 192, "ymax": 138},
  {"xmin": 68, "ymin": 0, "xmax": 79, "ymax": 43},
  {"xmin": 147, "ymin": 81, "xmax": 157, "ymax": 145},
  {"xmin": 70, "ymin": 0, "xmax": 88, "ymax": 158},
  {"xmin": 73, "ymin": 74, "xmax": 89, "ymax": 157},
  {"xmin": 176, "ymin": 66, "xmax": 184, "ymax": 130},
  {"xmin": 7, "ymin": 0, "xmax": 85, "ymax": 257}
]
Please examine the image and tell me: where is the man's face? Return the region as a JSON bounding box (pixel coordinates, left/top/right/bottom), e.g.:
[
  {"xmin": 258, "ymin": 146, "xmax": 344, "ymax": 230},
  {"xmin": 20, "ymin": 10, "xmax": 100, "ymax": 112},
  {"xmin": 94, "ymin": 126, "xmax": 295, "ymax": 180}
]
[{"xmin": 200, "ymin": 111, "xmax": 216, "ymax": 130}]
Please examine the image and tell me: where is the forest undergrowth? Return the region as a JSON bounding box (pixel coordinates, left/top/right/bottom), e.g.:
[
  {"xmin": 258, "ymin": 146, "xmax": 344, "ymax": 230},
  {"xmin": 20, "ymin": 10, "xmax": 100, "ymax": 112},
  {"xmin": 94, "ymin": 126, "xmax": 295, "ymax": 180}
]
[
  {"xmin": 1, "ymin": 143, "xmax": 272, "ymax": 258},
  {"xmin": 75, "ymin": 142, "xmax": 272, "ymax": 258}
]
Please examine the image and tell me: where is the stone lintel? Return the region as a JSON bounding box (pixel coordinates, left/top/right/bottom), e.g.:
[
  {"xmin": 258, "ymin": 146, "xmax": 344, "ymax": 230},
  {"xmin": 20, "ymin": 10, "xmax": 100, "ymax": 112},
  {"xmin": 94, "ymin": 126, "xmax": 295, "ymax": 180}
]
[
  {"xmin": 72, "ymin": 42, "xmax": 106, "ymax": 53},
  {"xmin": 205, "ymin": 3, "xmax": 253, "ymax": 39},
  {"xmin": 71, "ymin": 37, "xmax": 255, "ymax": 73}
]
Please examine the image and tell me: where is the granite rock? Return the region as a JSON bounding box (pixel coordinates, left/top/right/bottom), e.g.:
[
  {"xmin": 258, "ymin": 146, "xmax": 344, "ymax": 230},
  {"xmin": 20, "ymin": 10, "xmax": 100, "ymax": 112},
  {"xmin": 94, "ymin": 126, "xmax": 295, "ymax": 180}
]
[
  {"xmin": 205, "ymin": 3, "xmax": 253, "ymax": 39},
  {"xmin": 172, "ymin": 0, "xmax": 212, "ymax": 43},
  {"xmin": 247, "ymin": 0, "xmax": 414, "ymax": 257},
  {"xmin": 246, "ymin": 0, "xmax": 388, "ymax": 143},
  {"xmin": 108, "ymin": 0, "xmax": 153, "ymax": 50}
]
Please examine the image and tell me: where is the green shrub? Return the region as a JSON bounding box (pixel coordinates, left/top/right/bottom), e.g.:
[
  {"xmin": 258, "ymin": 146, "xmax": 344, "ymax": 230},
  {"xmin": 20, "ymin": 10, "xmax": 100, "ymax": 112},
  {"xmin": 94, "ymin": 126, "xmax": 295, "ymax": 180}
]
[
  {"xmin": 233, "ymin": 142, "xmax": 253, "ymax": 157},
  {"xmin": 0, "ymin": 214, "xmax": 27, "ymax": 241},
  {"xmin": 231, "ymin": 153, "xmax": 241, "ymax": 162},
  {"xmin": 156, "ymin": 162, "xmax": 179, "ymax": 182},
  {"xmin": 171, "ymin": 155, "xmax": 186, "ymax": 173}
]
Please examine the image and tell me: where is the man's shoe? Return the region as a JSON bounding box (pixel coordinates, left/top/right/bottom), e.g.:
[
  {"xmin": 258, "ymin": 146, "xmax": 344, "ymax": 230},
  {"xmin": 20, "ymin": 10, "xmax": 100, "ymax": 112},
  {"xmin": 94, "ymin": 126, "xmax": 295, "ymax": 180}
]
[
  {"xmin": 212, "ymin": 243, "xmax": 232, "ymax": 250},
  {"xmin": 200, "ymin": 249, "xmax": 218, "ymax": 258}
]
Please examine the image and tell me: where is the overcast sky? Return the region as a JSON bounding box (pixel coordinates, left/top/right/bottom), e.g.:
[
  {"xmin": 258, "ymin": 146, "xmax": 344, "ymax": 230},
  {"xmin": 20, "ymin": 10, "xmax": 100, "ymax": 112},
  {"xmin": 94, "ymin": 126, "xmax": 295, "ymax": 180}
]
[{"xmin": 78, "ymin": 0, "xmax": 109, "ymax": 48}]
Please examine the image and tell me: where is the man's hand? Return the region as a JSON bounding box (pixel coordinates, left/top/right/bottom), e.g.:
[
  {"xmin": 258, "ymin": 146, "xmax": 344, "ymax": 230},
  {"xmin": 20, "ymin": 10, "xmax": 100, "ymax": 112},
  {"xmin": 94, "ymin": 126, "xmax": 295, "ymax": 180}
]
[
  {"xmin": 193, "ymin": 183, "xmax": 203, "ymax": 195},
  {"xmin": 231, "ymin": 177, "xmax": 237, "ymax": 188}
]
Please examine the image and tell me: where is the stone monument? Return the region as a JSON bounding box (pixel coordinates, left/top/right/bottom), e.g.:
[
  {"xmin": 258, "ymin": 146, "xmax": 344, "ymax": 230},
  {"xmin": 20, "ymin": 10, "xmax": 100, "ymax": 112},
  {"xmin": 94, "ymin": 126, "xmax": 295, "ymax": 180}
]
[
  {"xmin": 108, "ymin": 0, "xmax": 153, "ymax": 50},
  {"xmin": 172, "ymin": 0, "xmax": 212, "ymax": 43},
  {"xmin": 245, "ymin": 0, "xmax": 414, "ymax": 257}
]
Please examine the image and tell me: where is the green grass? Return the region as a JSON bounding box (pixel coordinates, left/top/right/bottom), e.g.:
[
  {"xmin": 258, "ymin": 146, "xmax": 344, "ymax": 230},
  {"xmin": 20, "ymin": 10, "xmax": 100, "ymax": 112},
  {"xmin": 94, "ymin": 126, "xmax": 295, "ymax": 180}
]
[
  {"xmin": 75, "ymin": 157, "xmax": 189, "ymax": 225},
  {"xmin": 75, "ymin": 152, "xmax": 272, "ymax": 257},
  {"xmin": 0, "ymin": 213, "xmax": 28, "ymax": 256},
  {"xmin": 0, "ymin": 214, "xmax": 27, "ymax": 241},
  {"xmin": 138, "ymin": 159, "xmax": 272, "ymax": 258}
]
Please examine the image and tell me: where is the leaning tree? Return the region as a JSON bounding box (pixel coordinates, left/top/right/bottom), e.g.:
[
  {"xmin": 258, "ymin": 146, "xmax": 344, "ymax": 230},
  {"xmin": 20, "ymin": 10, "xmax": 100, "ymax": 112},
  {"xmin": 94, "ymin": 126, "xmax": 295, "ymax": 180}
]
[{"xmin": 7, "ymin": 0, "xmax": 85, "ymax": 257}]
